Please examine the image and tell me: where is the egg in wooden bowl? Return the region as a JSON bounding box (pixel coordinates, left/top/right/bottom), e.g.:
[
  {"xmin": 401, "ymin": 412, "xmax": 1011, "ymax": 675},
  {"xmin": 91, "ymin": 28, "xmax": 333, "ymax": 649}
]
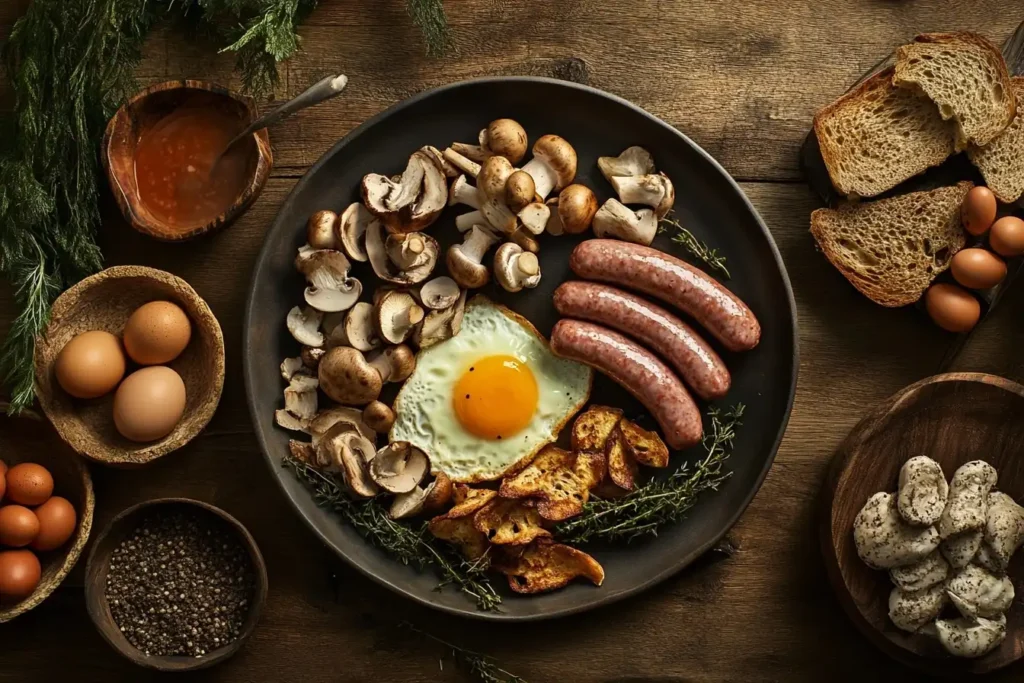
[{"xmin": 34, "ymin": 265, "xmax": 225, "ymax": 466}]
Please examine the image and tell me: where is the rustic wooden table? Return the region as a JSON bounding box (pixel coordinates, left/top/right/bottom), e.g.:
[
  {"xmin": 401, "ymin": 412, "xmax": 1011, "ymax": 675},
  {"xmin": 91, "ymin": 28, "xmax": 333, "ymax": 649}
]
[{"xmin": 2, "ymin": 1, "xmax": 1023, "ymax": 681}]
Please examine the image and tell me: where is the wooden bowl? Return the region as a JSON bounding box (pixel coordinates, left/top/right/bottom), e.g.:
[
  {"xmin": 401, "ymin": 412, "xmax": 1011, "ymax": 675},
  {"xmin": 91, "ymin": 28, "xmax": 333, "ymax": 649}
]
[
  {"xmin": 34, "ymin": 266, "xmax": 225, "ymax": 466},
  {"xmin": 102, "ymin": 79, "xmax": 272, "ymax": 241},
  {"xmin": 83, "ymin": 498, "xmax": 267, "ymax": 672},
  {"xmin": 821, "ymin": 372, "xmax": 1024, "ymax": 675},
  {"xmin": 0, "ymin": 402, "xmax": 95, "ymax": 623}
]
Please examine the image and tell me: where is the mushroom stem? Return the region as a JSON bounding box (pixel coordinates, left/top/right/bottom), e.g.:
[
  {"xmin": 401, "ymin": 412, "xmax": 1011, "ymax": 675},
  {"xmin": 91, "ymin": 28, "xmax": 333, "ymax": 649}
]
[
  {"xmin": 610, "ymin": 173, "xmax": 675, "ymax": 219},
  {"xmin": 462, "ymin": 225, "xmax": 499, "ymax": 262},
  {"xmin": 451, "ymin": 141, "xmax": 486, "ymax": 162},
  {"xmin": 448, "ymin": 175, "xmax": 480, "ymax": 209},
  {"xmin": 443, "ymin": 148, "xmax": 481, "ymax": 178},
  {"xmin": 385, "ymin": 233, "xmax": 430, "ymax": 270},
  {"xmin": 522, "ymin": 158, "xmax": 558, "ymax": 200},
  {"xmin": 455, "ymin": 210, "xmax": 484, "ymax": 232}
]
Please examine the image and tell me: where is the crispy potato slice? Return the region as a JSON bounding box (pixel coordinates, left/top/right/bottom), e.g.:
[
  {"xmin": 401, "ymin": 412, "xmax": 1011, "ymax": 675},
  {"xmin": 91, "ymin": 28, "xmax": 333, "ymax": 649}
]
[
  {"xmin": 495, "ymin": 539, "xmax": 605, "ymax": 593},
  {"xmin": 619, "ymin": 418, "xmax": 670, "ymax": 468},
  {"xmin": 535, "ymin": 451, "xmax": 605, "ymax": 522},
  {"xmin": 473, "ymin": 498, "xmax": 550, "ymax": 545},
  {"xmin": 427, "ymin": 515, "xmax": 490, "ymax": 562},
  {"xmin": 571, "ymin": 405, "xmax": 623, "ymax": 452},
  {"xmin": 499, "ymin": 445, "xmax": 574, "ymax": 499},
  {"xmin": 605, "ymin": 429, "xmax": 638, "ymax": 491},
  {"xmin": 449, "ymin": 485, "xmax": 498, "ymax": 517}
]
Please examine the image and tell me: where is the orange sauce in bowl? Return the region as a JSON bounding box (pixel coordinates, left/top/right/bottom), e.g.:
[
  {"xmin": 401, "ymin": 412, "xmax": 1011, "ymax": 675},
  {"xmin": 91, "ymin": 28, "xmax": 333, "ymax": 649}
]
[{"xmin": 134, "ymin": 107, "xmax": 254, "ymax": 230}]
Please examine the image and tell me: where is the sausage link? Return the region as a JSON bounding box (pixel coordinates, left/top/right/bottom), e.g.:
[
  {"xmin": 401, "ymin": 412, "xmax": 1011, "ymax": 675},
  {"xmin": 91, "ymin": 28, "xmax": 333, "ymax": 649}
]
[
  {"xmin": 554, "ymin": 281, "xmax": 730, "ymax": 400},
  {"xmin": 550, "ymin": 319, "xmax": 702, "ymax": 450},
  {"xmin": 569, "ymin": 239, "xmax": 761, "ymax": 352}
]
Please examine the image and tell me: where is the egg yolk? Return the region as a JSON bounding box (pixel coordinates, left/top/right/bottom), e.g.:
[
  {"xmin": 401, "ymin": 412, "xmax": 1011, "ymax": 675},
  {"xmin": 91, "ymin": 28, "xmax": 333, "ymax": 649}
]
[{"xmin": 453, "ymin": 355, "xmax": 538, "ymax": 440}]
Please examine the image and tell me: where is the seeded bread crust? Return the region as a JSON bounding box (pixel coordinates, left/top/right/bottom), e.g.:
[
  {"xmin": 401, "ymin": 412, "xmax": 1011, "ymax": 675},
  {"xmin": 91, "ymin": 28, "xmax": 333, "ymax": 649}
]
[
  {"xmin": 814, "ymin": 67, "xmax": 957, "ymax": 199},
  {"xmin": 810, "ymin": 182, "xmax": 972, "ymax": 307},
  {"xmin": 968, "ymin": 77, "xmax": 1024, "ymax": 203}
]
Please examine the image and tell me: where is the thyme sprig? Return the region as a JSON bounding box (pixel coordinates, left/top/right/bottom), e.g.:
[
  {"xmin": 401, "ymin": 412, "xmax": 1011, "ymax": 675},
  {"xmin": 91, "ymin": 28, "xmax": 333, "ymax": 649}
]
[
  {"xmin": 400, "ymin": 622, "xmax": 527, "ymax": 683},
  {"xmin": 658, "ymin": 214, "xmax": 731, "ymax": 279},
  {"xmin": 285, "ymin": 456, "xmax": 502, "ymax": 611},
  {"xmin": 557, "ymin": 404, "xmax": 744, "ymax": 545}
]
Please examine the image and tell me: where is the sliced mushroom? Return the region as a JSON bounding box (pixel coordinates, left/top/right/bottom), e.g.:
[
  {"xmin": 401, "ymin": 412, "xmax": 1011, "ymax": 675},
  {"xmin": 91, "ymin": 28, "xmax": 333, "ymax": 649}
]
[
  {"xmin": 422, "ymin": 471, "xmax": 454, "ymax": 513},
  {"xmin": 362, "ymin": 400, "xmax": 395, "ymax": 434},
  {"xmin": 365, "ymin": 219, "xmax": 438, "ymax": 285},
  {"xmin": 547, "ymin": 184, "xmax": 598, "ymax": 236},
  {"xmin": 508, "ymin": 227, "xmax": 540, "ymax": 254},
  {"xmin": 361, "ymin": 150, "xmax": 447, "ymax": 233},
  {"xmin": 367, "ymin": 344, "xmax": 416, "ymax": 383},
  {"xmin": 418, "ymin": 276, "xmax": 461, "ymax": 310},
  {"xmin": 442, "ymin": 147, "xmax": 481, "ymax": 178},
  {"xmin": 494, "ymin": 243, "xmax": 541, "ymax": 292},
  {"xmin": 853, "ymin": 492, "xmax": 940, "ymax": 569},
  {"xmin": 592, "ymin": 198, "xmax": 658, "ymax": 246},
  {"xmin": 369, "ymin": 442, "xmax": 430, "ymax": 494},
  {"xmin": 297, "ymin": 249, "xmax": 362, "ymax": 313},
  {"xmin": 284, "ymin": 373, "xmax": 319, "ymax": 420},
  {"xmin": 505, "ymin": 170, "xmax": 536, "ymax": 212},
  {"xmin": 390, "ymin": 487, "xmax": 428, "ymax": 519},
  {"xmin": 413, "ymin": 289, "xmax": 466, "ymax": 348},
  {"xmin": 320, "ymin": 428, "xmax": 379, "ymax": 498},
  {"xmin": 447, "ymin": 225, "xmax": 499, "ymax": 289},
  {"xmin": 897, "ymin": 456, "xmax": 948, "ymax": 526},
  {"xmin": 978, "ymin": 492, "xmax": 1024, "ymax": 573},
  {"xmin": 375, "ymin": 290, "xmax": 425, "ymax": 344},
  {"xmin": 287, "ymin": 305, "xmax": 325, "ymax": 347},
  {"xmin": 452, "ymin": 119, "xmax": 528, "ymax": 164},
  {"xmin": 386, "ymin": 232, "xmax": 433, "ymax": 271},
  {"xmin": 307, "ymin": 210, "xmax": 339, "ymax": 249},
  {"xmin": 448, "ymin": 175, "xmax": 480, "ymax": 209},
  {"xmin": 939, "ymin": 461, "xmax": 998, "ymax": 540},
  {"xmin": 318, "ymin": 346, "xmax": 384, "ymax": 406},
  {"xmin": 321, "ymin": 311, "xmax": 347, "ymax": 347},
  {"xmin": 889, "ymin": 551, "xmax": 950, "ymax": 592},
  {"xmin": 341, "ymin": 302, "xmax": 379, "ymax": 352},
  {"xmin": 288, "ymin": 439, "xmax": 316, "ymax": 465},
  {"xmin": 610, "ymin": 172, "xmax": 675, "ymax": 219},
  {"xmin": 931, "ymin": 615, "xmax": 1006, "ymax": 658},
  {"xmin": 337, "ymin": 203, "xmax": 373, "ymax": 262},
  {"xmin": 597, "ymin": 146, "xmax": 655, "ymax": 182},
  {"xmin": 275, "ymin": 409, "xmax": 308, "ymax": 432},
  {"xmin": 308, "ymin": 406, "xmax": 376, "ymax": 446},
  {"xmin": 419, "ymin": 145, "xmax": 459, "ymax": 178},
  {"xmin": 301, "ymin": 346, "xmax": 326, "ymax": 370},
  {"xmin": 946, "ymin": 564, "xmax": 1014, "ymax": 619},
  {"xmin": 888, "ymin": 583, "xmax": 947, "ymax": 632},
  {"xmin": 521, "ymin": 135, "xmax": 577, "ymax": 199},
  {"xmin": 281, "ymin": 356, "xmax": 305, "ymax": 381},
  {"xmin": 517, "ymin": 202, "xmax": 550, "ymax": 235},
  {"xmin": 941, "ymin": 529, "xmax": 983, "ymax": 569}
]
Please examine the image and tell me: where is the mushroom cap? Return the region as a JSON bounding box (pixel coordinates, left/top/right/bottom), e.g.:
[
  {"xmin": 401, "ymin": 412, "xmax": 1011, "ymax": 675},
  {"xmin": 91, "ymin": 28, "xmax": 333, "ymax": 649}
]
[
  {"xmin": 532, "ymin": 135, "xmax": 577, "ymax": 191},
  {"xmin": 557, "ymin": 184, "xmax": 599, "ymax": 234},
  {"xmin": 385, "ymin": 232, "xmax": 433, "ymax": 271},
  {"xmin": 509, "ymin": 228, "xmax": 540, "ymax": 254},
  {"xmin": 597, "ymin": 146, "xmax": 656, "ymax": 182},
  {"xmin": 374, "ymin": 290, "xmax": 425, "ymax": 344},
  {"xmin": 494, "ymin": 242, "xmax": 541, "ymax": 293},
  {"xmin": 287, "ymin": 305, "xmax": 325, "ymax": 347},
  {"xmin": 297, "ymin": 249, "xmax": 361, "ymax": 313},
  {"xmin": 366, "ymin": 219, "xmax": 439, "ymax": 285},
  {"xmin": 369, "ymin": 442, "xmax": 430, "ymax": 494},
  {"xmin": 337, "ymin": 203, "xmax": 373, "ymax": 262},
  {"xmin": 300, "ymin": 346, "xmax": 325, "ymax": 370},
  {"xmin": 362, "ymin": 400, "xmax": 395, "ymax": 434},
  {"xmin": 361, "ymin": 150, "xmax": 447, "ymax": 233},
  {"xmin": 447, "ymin": 245, "xmax": 490, "ymax": 289},
  {"xmin": 274, "ymin": 409, "xmax": 308, "ymax": 432},
  {"xmin": 343, "ymin": 302, "xmax": 380, "ymax": 352},
  {"xmin": 318, "ymin": 346, "xmax": 383, "ymax": 406},
  {"xmin": 308, "ymin": 406, "xmax": 376, "ymax": 445},
  {"xmin": 413, "ymin": 289, "xmax": 466, "ymax": 348},
  {"xmin": 320, "ymin": 427, "xmax": 379, "ymax": 498},
  {"xmin": 307, "ymin": 210, "xmax": 338, "ymax": 249},
  {"xmin": 422, "ymin": 471, "xmax": 454, "ymax": 513},
  {"xmin": 367, "ymin": 344, "xmax": 416, "ymax": 383},
  {"xmin": 516, "ymin": 202, "xmax": 550, "ymax": 235},
  {"xmin": 482, "ymin": 119, "xmax": 528, "ymax": 164},
  {"xmin": 390, "ymin": 487, "xmax": 428, "ymax": 519},
  {"xmin": 418, "ymin": 276, "xmax": 461, "ymax": 310},
  {"xmin": 448, "ymin": 174, "xmax": 479, "ymax": 208},
  {"xmin": 505, "ymin": 170, "xmax": 536, "ymax": 212},
  {"xmin": 477, "ymin": 156, "xmax": 515, "ymax": 202}
]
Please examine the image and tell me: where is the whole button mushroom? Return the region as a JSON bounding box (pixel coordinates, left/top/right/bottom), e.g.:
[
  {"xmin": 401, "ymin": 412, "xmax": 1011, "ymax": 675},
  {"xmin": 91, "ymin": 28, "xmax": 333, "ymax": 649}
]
[
  {"xmin": 853, "ymin": 492, "xmax": 940, "ymax": 569},
  {"xmin": 521, "ymin": 135, "xmax": 577, "ymax": 200},
  {"xmin": 939, "ymin": 461, "xmax": 998, "ymax": 540},
  {"xmin": 897, "ymin": 456, "xmax": 948, "ymax": 526},
  {"xmin": 888, "ymin": 583, "xmax": 947, "ymax": 632},
  {"xmin": 318, "ymin": 345, "xmax": 415, "ymax": 406}
]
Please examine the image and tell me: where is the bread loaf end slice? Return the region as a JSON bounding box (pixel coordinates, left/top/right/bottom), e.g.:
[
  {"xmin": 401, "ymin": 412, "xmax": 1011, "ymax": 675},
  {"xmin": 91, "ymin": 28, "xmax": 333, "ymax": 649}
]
[{"xmin": 968, "ymin": 77, "xmax": 1024, "ymax": 203}]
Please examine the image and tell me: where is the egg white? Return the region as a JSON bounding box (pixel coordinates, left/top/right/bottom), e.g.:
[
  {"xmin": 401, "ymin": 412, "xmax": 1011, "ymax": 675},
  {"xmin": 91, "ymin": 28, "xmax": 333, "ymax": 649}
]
[{"xmin": 390, "ymin": 297, "xmax": 592, "ymax": 483}]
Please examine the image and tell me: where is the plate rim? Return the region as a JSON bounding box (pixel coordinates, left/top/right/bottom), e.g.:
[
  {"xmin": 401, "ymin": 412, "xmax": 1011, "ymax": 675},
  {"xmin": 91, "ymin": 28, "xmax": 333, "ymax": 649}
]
[{"xmin": 243, "ymin": 76, "xmax": 799, "ymax": 621}]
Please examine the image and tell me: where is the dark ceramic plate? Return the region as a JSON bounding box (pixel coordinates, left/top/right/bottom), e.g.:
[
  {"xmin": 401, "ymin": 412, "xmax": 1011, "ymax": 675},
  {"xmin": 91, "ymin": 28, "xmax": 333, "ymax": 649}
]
[{"xmin": 244, "ymin": 77, "xmax": 798, "ymax": 620}]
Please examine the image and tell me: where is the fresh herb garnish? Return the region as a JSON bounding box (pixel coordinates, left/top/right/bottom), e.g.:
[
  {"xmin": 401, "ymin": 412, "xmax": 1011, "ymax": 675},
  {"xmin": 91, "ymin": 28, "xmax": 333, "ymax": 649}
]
[
  {"xmin": 285, "ymin": 456, "xmax": 502, "ymax": 611},
  {"xmin": 658, "ymin": 214, "xmax": 731, "ymax": 279},
  {"xmin": 556, "ymin": 404, "xmax": 744, "ymax": 544},
  {"xmin": 400, "ymin": 622, "xmax": 527, "ymax": 683}
]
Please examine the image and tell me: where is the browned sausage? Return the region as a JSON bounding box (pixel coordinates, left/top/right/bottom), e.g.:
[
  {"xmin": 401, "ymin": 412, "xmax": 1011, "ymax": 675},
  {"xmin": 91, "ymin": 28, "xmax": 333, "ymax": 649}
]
[
  {"xmin": 553, "ymin": 281, "xmax": 730, "ymax": 400},
  {"xmin": 569, "ymin": 239, "xmax": 761, "ymax": 352},
  {"xmin": 550, "ymin": 319, "xmax": 702, "ymax": 450}
]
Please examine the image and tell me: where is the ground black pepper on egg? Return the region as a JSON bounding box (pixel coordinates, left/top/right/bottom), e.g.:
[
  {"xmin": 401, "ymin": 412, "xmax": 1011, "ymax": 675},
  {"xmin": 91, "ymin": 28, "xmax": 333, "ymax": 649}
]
[{"xmin": 105, "ymin": 509, "xmax": 255, "ymax": 658}]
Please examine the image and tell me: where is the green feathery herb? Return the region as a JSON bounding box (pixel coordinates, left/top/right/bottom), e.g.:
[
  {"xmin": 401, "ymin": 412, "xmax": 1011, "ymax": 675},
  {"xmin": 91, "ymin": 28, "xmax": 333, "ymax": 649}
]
[
  {"xmin": 400, "ymin": 622, "xmax": 527, "ymax": 683},
  {"xmin": 285, "ymin": 456, "xmax": 502, "ymax": 611},
  {"xmin": 0, "ymin": 0, "xmax": 450, "ymax": 413},
  {"xmin": 658, "ymin": 214, "xmax": 731, "ymax": 279},
  {"xmin": 557, "ymin": 404, "xmax": 744, "ymax": 545}
]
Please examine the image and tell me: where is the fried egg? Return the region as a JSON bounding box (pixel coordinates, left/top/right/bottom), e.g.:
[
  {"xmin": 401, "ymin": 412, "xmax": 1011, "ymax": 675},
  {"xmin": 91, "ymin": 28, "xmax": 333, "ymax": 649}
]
[{"xmin": 390, "ymin": 297, "xmax": 592, "ymax": 483}]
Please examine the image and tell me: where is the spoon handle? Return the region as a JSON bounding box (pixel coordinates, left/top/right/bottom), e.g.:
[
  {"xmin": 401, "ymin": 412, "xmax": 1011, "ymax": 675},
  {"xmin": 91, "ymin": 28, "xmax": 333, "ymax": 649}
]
[{"xmin": 229, "ymin": 74, "xmax": 348, "ymax": 147}]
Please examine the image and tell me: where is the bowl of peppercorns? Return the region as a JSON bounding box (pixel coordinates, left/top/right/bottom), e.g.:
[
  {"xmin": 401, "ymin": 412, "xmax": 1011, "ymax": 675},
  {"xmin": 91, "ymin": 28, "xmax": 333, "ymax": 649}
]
[{"xmin": 83, "ymin": 498, "xmax": 267, "ymax": 671}]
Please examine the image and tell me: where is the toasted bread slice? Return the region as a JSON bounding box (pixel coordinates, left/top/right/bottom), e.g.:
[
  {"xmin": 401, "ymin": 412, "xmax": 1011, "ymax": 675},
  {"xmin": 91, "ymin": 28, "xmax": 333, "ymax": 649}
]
[
  {"xmin": 810, "ymin": 182, "xmax": 971, "ymax": 307},
  {"xmin": 427, "ymin": 515, "xmax": 490, "ymax": 562},
  {"xmin": 605, "ymin": 430, "xmax": 638, "ymax": 491},
  {"xmin": 969, "ymin": 77, "xmax": 1024, "ymax": 202},
  {"xmin": 494, "ymin": 539, "xmax": 605, "ymax": 594},
  {"xmin": 894, "ymin": 32, "xmax": 1015, "ymax": 148},
  {"xmin": 448, "ymin": 485, "xmax": 497, "ymax": 517},
  {"xmin": 535, "ymin": 451, "xmax": 605, "ymax": 521},
  {"xmin": 571, "ymin": 406, "xmax": 623, "ymax": 452},
  {"xmin": 618, "ymin": 419, "xmax": 670, "ymax": 468},
  {"xmin": 814, "ymin": 67, "xmax": 957, "ymax": 199},
  {"xmin": 499, "ymin": 445, "xmax": 574, "ymax": 499},
  {"xmin": 473, "ymin": 498, "xmax": 550, "ymax": 546}
]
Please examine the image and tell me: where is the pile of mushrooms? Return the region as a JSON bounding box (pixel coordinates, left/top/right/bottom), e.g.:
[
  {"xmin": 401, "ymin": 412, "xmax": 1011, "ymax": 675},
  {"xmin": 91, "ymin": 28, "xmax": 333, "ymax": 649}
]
[{"xmin": 853, "ymin": 457, "xmax": 1024, "ymax": 658}]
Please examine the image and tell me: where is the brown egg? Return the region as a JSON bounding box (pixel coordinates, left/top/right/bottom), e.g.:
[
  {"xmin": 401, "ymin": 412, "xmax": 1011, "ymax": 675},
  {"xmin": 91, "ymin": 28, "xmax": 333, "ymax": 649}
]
[
  {"xmin": 0, "ymin": 549, "xmax": 41, "ymax": 600},
  {"xmin": 925, "ymin": 283, "xmax": 981, "ymax": 333},
  {"xmin": 0, "ymin": 505, "xmax": 40, "ymax": 547},
  {"xmin": 961, "ymin": 186, "xmax": 998, "ymax": 236},
  {"xmin": 950, "ymin": 248, "xmax": 1007, "ymax": 290},
  {"xmin": 0, "ymin": 470, "xmax": 5, "ymax": 504},
  {"xmin": 989, "ymin": 216, "xmax": 1024, "ymax": 257},
  {"xmin": 0, "ymin": 460, "xmax": 7, "ymax": 476},
  {"xmin": 55, "ymin": 330, "xmax": 126, "ymax": 399},
  {"xmin": 113, "ymin": 366, "xmax": 187, "ymax": 442},
  {"xmin": 123, "ymin": 301, "xmax": 192, "ymax": 365},
  {"xmin": 5, "ymin": 463, "xmax": 53, "ymax": 506},
  {"xmin": 31, "ymin": 497, "xmax": 76, "ymax": 552}
]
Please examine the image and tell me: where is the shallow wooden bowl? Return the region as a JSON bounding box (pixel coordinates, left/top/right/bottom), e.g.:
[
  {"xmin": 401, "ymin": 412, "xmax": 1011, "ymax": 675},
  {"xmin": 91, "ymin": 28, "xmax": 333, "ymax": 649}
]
[
  {"xmin": 103, "ymin": 79, "xmax": 272, "ymax": 241},
  {"xmin": 821, "ymin": 372, "xmax": 1024, "ymax": 675},
  {"xmin": 34, "ymin": 266, "xmax": 225, "ymax": 466},
  {"xmin": 0, "ymin": 402, "xmax": 95, "ymax": 623},
  {"xmin": 84, "ymin": 498, "xmax": 267, "ymax": 672}
]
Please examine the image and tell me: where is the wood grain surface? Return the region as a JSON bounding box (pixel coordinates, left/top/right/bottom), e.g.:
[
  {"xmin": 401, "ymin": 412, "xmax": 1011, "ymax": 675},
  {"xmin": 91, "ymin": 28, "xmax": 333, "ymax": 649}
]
[{"xmin": 2, "ymin": 1, "xmax": 1024, "ymax": 681}]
